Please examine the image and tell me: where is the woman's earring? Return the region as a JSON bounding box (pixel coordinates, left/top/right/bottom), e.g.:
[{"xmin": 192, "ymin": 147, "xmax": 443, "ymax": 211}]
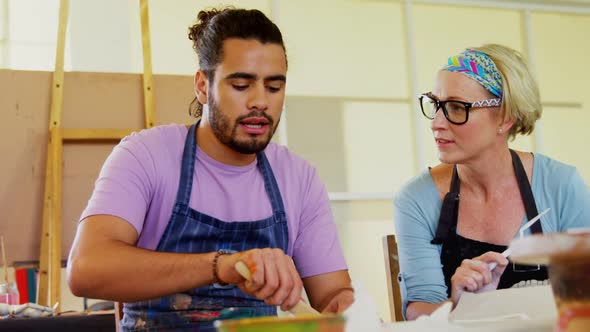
[{"xmin": 498, "ymin": 127, "xmax": 503, "ymax": 134}]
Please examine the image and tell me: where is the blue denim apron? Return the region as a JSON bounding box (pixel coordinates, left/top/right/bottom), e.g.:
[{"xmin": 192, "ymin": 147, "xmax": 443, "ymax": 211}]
[{"xmin": 121, "ymin": 123, "xmax": 289, "ymax": 331}]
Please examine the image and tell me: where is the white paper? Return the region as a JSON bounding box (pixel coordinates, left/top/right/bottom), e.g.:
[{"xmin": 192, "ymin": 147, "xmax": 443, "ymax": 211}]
[
  {"xmin": 343, "ymin": 281, "xmax": 382, "ymax": 332},
  {"xmin": 450, "ymin": 284, "xmax": 556, "ymax": 323},
  {"xmin": 382, "ymin": 303, "xmax": 471, "ymax": 332},
  {"xmin": 382, "ymin": 285, "xmax": 556, "ymax": 332}
]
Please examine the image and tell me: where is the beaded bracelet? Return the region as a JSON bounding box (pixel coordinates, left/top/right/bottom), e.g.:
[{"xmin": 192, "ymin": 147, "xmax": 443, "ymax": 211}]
[{"xmin": 212, "ymin": 249, "xmax": 232, "ymax": 285}]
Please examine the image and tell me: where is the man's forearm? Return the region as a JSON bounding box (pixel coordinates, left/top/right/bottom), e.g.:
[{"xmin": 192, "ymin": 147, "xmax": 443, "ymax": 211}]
[
  {"xmin": 303, "ymin": 270, "xmax": 352, "ymax": 312},
  {"xmin": 67, "ymin": 239, "xmax": 218, "ymax": 302}
]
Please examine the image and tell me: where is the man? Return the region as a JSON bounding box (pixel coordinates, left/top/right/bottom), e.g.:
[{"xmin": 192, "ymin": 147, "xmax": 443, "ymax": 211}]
[{"xmin": 67, "ymin": 7, "xmax": 353, "ymax": 331}]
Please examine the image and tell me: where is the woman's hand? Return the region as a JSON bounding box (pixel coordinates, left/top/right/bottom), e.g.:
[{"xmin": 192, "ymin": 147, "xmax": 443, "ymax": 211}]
[{"xmin": 450, "ymin": 251, "xmax": 509, "ymax": 307}]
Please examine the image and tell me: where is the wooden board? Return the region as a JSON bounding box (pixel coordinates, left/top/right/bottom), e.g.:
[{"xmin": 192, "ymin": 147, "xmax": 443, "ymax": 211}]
[{"xmin": 0, "ymin": 69, "xmax": 194, "ymax": 265}]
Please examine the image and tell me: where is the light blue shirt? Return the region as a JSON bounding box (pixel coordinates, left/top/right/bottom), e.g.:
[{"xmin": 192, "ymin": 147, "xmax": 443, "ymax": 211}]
[{"xmin": 393, "ymin": 154, "xmax": 590, "ymax": 318}]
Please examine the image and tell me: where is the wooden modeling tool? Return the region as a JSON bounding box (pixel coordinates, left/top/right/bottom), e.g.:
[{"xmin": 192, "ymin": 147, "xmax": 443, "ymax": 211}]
[
  {"xmin": 488, "ymin": 208, "xmax": 550, "ymax": 271},
  {"xmin": 234, "ymin": 261, "xmax": 320, "ymax": 316},
  {"xmin": 488, "ymin": 248, "xmax": 511, "ymax": 271}
]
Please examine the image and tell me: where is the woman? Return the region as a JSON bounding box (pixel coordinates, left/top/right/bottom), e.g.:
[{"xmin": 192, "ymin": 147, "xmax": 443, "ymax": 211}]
[{"xmin": 393, "ymin": 44, "xmax": 590, "ymax": 320}]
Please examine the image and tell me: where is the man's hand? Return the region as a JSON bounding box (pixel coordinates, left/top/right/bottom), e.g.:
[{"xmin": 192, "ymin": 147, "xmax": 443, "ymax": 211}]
[
  {"xmin": 450, "ymin": 251, "xmax": 508, "ymax": 307},
  {"xmin": 320, "ymin": 289, "xmax": 354, "ymax": 314},
  {"xmin": 217, "ymin": 248, "xmax": 303, "ymax": 312}
]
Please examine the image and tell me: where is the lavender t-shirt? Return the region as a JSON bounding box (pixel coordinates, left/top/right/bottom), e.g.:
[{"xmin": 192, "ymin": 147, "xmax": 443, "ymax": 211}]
[{"xmin": 81, "ymin": 124, "xmax": 347, "ymax": 278}]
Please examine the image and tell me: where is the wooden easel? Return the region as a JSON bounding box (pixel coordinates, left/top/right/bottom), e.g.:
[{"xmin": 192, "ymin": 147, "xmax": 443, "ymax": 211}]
[{"xmin": 36, "ymin": 0, "xmax": 156, "ymax": 310}]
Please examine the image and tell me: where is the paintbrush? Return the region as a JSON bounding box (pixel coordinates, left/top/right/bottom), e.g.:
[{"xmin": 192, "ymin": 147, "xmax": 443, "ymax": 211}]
[
  {"xmin": 488, "ymin": 208, "xmax": 550, "ymax": 271},
  {"xmin": 1, "ymin": 236, "xmax": 8, "ymax": 283},
  {"xmin": 235, "ymin": 261, "xmax": 320, "ymax": 316}
]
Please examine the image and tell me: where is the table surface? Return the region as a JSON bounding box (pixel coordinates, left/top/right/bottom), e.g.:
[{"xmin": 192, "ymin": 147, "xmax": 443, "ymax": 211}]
[
  {"xmin": 0, "ymin": 312, "xmax": 115, "ymax": 332},
  {"xmin": 0, "ymin": 311, "xmax": 557, "ymax": 332},
  {"xmin": 382, "ymin": 319, "xmax": 555, "ymax": 332}
]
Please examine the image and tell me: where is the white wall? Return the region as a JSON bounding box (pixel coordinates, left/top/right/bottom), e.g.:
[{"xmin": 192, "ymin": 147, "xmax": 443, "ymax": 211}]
[{"xmin": 2, "ymin": 0, "xmax": 590, "ymax": 322}]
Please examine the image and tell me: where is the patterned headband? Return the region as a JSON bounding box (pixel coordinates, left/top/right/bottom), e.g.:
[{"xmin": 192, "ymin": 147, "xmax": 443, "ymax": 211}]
[{"xmin": 443, "ymin": 50, "xmax": 503, "ymax": 98}]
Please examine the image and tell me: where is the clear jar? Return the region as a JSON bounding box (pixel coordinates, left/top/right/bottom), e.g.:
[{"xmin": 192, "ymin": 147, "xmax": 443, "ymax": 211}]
[
  {"xmin": 549, "ymin": 258, "xmax": 590, "ymax": 332},
  {"xmin": 0, "ymin": 282, "xmax": 19, "ymax": 305}
]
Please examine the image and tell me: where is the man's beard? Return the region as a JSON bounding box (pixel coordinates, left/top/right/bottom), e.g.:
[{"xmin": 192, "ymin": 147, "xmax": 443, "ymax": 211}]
[{"xmin": 207, "ymin": 95, "xmax": 277, "ymax": 154}]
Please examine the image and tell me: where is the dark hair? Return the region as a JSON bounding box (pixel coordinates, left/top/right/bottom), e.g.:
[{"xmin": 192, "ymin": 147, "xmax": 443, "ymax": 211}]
[{"xmin": 188, "ymin": 7, "xmax": 287, "ymax": 117}]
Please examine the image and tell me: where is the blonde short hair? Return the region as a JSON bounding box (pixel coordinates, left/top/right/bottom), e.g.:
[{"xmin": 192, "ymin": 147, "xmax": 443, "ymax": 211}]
[{"xmin": 469, "ymin": 44, "xmax": 542, "ymax": 139}]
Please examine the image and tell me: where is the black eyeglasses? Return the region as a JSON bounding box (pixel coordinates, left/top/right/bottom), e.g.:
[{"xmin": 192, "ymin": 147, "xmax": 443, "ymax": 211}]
[{"xmin": 419, "ymin": 92, "xmax": 501, "ymax": 125}]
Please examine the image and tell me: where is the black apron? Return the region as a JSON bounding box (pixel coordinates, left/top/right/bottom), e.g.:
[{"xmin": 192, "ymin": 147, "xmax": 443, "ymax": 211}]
[{"xmin": 431, "ymin": 149, "xmax": 548, "ymax": 297}]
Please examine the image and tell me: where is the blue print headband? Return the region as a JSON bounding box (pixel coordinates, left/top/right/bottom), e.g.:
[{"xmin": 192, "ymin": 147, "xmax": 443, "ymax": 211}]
[{"xmin": 443, "ymin": 50, "xmax": 503, "ymax": 98}]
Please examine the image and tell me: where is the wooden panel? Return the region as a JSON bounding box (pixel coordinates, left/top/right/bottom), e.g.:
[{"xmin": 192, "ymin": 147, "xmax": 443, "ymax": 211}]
[{"xmin": 0, "ymin": 69, "xmax": 194, "ymax": 266}]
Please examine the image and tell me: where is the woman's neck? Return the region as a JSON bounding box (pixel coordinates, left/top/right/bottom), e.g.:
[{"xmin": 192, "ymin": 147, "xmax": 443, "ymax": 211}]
[{"xmin": 456, "ymin": 146, "xmax": 514, "ymax": 199}]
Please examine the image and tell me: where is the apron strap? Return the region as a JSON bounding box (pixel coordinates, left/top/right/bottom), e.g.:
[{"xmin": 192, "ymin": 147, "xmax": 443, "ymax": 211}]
[
  {"xmin": 431, "ymin": 166, "xmax": 460, "ymax": 244},
  {"xmin": 173, "ymin": 122, "xmax": 199, "ymax": 211},
  {"xmin": 256, "ymin": 151, "xmax": 287, "ymax": 216},
  {"xmin": 509, "ymin": 149, "xmax": 543, "ymax": 234}
]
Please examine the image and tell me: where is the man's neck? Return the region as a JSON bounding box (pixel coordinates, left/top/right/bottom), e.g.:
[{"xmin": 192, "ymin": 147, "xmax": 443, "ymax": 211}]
[{"xmin": 196, "ymin": 121, "xmax": 257, "ymax": 166}]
